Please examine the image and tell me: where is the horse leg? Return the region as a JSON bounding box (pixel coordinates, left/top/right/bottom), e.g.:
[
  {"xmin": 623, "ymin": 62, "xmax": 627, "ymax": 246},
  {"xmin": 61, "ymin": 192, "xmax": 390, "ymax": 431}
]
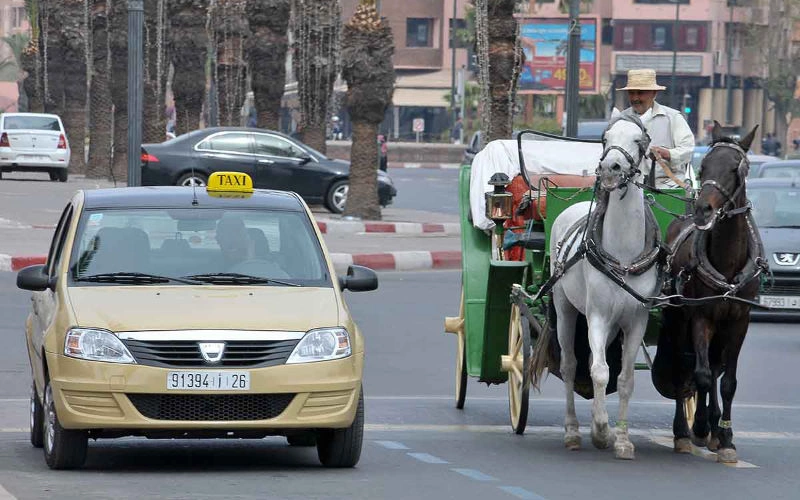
[
  {"xmin": 717, "ymin": 324, "xmax": 747, "ymax": 463},
  {"xmin": 554, "ymin": 287, "xmax": 581, "ymax": 450},
  {"xmin": 672, "ymin": 318, "xmax": 692, "ymax": 453},
  {"xmin": 613, "ymin": 311, "xmax": 648, "ymax": 460},
  {"xmin": 707, "ymin": 365, "xmax": 722, "ymax": 451},
  {"xmin": 587, "ymin": 314, "xmax": 611, "ymax": 450},
  {"xmin": 691, "ymin": 317, "xmax": 712, "ymax": 446}
]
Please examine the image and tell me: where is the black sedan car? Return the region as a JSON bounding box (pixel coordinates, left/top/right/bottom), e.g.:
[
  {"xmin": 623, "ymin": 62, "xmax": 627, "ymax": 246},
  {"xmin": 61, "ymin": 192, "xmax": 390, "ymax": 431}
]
[
  {"xmin": 141, "ymin": 128, "xmax": 397, "ymax": 213},
  {"xmin": 748, "ymin": 178, "xmax": 800, "ymax": 321}
]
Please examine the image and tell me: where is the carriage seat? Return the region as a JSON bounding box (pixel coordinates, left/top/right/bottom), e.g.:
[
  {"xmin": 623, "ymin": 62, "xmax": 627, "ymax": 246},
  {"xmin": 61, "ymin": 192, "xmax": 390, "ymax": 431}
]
[{"xmin": 514, "ymin": 174, "xmax": 596, "ymax": 221}]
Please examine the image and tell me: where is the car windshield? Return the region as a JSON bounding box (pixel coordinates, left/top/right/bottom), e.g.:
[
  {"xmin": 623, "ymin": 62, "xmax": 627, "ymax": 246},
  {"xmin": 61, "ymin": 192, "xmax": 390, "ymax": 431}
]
[
  {"xmin": 69, "ymin": 208, "xmax": 330, "ymax": 287},
  {"xmin": 4, "ymin": 116, "xmax": 61, "ymax": 131},
  {"xmin": 749, "ymin": 186, "xmax": 800, "ymax": 228},
  {"xmin": 758, "ymin": 164, "xmax": 800, "ymax": 179}
]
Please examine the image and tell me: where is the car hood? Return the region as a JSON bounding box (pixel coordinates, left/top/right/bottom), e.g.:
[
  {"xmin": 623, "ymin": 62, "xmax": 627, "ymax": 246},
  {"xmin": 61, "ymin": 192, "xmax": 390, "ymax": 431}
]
[
  {"xmin": 67, "ymin": 286, "xmax": 340, "ymax": 332},
  {"xmin": 761, "ymin": 227, "xmax": 800, "ymax": 272}
]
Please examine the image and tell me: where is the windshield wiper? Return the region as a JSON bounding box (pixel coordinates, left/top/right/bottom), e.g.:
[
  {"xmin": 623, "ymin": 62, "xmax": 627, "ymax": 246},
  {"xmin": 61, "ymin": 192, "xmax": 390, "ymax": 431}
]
[
  {"xmin": 75, "ymin": 272, "xmax": 202, "ymax": 285},
  {"xmin": 183, "ymin": 273, "xmax": 301, "ymax": 287}
]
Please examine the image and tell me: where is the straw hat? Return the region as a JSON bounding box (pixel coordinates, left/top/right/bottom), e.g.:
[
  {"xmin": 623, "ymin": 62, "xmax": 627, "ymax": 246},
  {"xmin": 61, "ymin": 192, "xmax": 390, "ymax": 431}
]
[{"xmin": 617, "ymin": 69, "xmax": 666, "ymax": 91}]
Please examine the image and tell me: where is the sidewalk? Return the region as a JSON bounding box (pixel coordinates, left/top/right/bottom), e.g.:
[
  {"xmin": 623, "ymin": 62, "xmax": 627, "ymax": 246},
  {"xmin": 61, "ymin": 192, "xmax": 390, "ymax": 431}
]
[{"xmin": 0, "ymin": 172, "xmax": 463, "ymax": 273}]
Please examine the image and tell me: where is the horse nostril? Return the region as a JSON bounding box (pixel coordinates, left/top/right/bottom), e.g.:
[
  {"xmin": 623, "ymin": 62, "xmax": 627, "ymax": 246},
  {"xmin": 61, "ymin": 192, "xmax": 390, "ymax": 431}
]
[{"xmin": 611, "ymin": 164, "xmax": 621, "ymax": 172}]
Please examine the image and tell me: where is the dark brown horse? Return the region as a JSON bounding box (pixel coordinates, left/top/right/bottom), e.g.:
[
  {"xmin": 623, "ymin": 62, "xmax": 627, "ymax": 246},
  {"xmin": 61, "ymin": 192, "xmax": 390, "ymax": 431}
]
[{"xmin": 652, "ymin": 122, "xmax": 767, "ymax": 463}]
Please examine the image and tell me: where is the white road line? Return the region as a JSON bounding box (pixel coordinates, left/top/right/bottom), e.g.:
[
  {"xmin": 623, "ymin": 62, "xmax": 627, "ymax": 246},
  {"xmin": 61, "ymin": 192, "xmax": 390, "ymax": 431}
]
[
  {"xmin": 498, "ymin": 486, "xmax": 547, "ymax": 500},
  {"xmin": 650, "ymin": 436, "xmax": 760, "ymax": 469},
  {"xmin": 374, "ymin": 440, "xmax": 410, "ymax": 450},
  {"xmin": 0, "ymin": 483, "xmax": 17, "ymax": 500},
  {"xmin": 407, "ymin": 452, "xmax": 449, "ymax": 464},
  {"xmin": 451, "ymin": 468, "xmax": 497, "ymax": 482}
]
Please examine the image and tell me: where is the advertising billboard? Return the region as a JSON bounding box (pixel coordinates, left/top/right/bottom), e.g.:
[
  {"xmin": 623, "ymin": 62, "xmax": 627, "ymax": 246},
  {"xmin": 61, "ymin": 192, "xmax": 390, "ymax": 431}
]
[{"xmin": 518, "ymin": 18, "xmax": 598, "ymax": 94}]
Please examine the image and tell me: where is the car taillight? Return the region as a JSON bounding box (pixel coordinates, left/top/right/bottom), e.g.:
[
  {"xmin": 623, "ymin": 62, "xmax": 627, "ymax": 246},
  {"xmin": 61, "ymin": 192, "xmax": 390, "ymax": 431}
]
[
  {"xmin": 0, "ymin": 133, "xmax": 9, "ymax": 148},
  {"xmin": 141, "ymin": 152, "xmax": 159, "ymax": 163},
  {"xmin": 57, "ymin": 134, "xmax": 67, "ymax": 149}
]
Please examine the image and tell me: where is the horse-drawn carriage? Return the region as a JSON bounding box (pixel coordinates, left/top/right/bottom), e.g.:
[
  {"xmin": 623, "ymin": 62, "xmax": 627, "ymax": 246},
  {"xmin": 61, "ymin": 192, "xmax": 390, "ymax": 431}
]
[{"xmin": 444, "ymin": 117, "xmax": 766, "ymax": 462}]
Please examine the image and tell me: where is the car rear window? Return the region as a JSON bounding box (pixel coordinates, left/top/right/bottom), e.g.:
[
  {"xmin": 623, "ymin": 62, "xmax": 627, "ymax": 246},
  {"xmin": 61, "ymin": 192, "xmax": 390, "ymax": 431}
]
[
  {"xmin": 749, "ymin": 186, "xmax": 800, "ymax": 228},
  {"xmin": 69, "ymin": 208, "xmax": 331, "ymax": 287},
  {"xmin": 3, "ymin": 116, "xmax": 61, "ymax": 131}
]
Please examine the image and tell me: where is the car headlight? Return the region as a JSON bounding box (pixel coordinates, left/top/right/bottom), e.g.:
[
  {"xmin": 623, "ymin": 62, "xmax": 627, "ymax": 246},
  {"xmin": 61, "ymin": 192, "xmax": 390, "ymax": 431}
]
[
  {"xmin": 64, "ymin": 328, "xmax": 136, "ymax": 364},
  {"xmin": 286, "ymin": 327, "xmax": 351, "ymax": 364}
]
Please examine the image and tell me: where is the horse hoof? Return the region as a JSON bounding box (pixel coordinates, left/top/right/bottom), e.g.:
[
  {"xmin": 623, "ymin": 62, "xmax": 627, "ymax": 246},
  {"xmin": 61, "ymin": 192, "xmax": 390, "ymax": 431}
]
[
  {"xmin": 591, "ymin": 432, "xmax": 610, "ymax": 450},
  {"xmin": 614, "ymin": 442, "xmax": 635, "ymax": 460},
  {"xmin": 717, "ymin": 448, "xmax": 738, "ymax": 463},
  {"xmin": 691, "ymin": 434, "xmax": 709, "ymax": 448},
  {"xmin": 708, "ymin": 436, "xmax": 720, "ymax": 452},
  {"xmin": 674, "ymin": 438, "xmax": 692, "ymax": 454},
  {"xmin": 564, "ymin": 433, "xmax": 581, "ymax": 451}
]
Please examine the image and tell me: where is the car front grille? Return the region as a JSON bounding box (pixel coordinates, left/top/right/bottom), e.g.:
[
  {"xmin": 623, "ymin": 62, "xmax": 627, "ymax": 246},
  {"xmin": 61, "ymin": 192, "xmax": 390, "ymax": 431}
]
[
  {"xmin": 122, "ymin": 339, "xmax": 299, "ymax": 368},
  {"xmin": 127, "ymin": 393, "xmax": 296, "ymax": 421},
  {"xmin": 761, "ymin": 279, "xmax": 800, "ymax": 296}
]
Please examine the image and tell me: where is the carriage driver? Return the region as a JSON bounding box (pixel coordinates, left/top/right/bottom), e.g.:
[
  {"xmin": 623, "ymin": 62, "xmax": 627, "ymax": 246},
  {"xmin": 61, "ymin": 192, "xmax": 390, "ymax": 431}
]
[{"xmin": 618, "ymin": 69, "xmax": 695, "ymax": 188}]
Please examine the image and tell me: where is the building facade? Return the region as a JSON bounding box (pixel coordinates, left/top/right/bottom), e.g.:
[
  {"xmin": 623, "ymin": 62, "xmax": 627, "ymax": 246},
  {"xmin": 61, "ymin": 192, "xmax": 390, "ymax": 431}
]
[{"xmin": 0, "ymin": 0, "xmax": 28, "ymax": 112}]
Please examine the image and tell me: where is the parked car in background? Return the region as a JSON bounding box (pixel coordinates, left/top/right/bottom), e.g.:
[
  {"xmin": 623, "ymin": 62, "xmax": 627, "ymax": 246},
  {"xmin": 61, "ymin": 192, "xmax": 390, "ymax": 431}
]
[
  {"xmin": 0, "ymin": 113, "xmax": 70, "ymax": 182},
  {"xmin": 747, "ymin": 178, "xmax": 800, "ymax": 321},
  {"xmin": 750, "ymin": 159, "xmax": 800, "ymax": 179},
  {"xmin": 691, "ymin": 146, "xmax": 774, "ymax": 177},
  {"xmin": 141, "ymin": 127, "xmax": 397, "ymax": 214}
]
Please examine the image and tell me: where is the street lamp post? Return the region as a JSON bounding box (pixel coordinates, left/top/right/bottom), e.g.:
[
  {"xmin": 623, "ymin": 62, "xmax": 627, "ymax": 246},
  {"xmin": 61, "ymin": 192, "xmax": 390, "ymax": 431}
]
[
  {"xmin": 726, "ymin": 0, "xmax": 735, "ymax": 124},
  {"xmin": 670, "ymin": 0, "xmax": 680, "ymax": 108},
  {"xmin": 565, "ymin": 0, "xmax": 581, "ymax": 138},
  {"xmin": 127, "ymin": 0, "xmax": 144, "ymax": 187},
  {"xmin": 450, "ymin": 0, "xmax": 458, "ymax": 130}
]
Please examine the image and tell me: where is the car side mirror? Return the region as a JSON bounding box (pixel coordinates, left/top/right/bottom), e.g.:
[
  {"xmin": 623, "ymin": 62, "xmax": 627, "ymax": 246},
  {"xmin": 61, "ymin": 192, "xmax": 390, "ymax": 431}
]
[
  {"xmin": 338, "ymin": 265, "xmax": 378, "ymax": 292},
  {"xmin": 298, "ymin": 153, "xmax": 312, "ymax": 164},
  {"xmin": 17, "ymin": 264, "xmax": 54, "ymax": 292}
]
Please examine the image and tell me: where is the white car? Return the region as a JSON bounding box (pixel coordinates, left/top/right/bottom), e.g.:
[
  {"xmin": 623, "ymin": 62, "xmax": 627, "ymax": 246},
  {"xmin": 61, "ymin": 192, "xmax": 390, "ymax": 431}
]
[{"xmin": 0, "ymin": 113, "xmax": 71, "ymax": 182}]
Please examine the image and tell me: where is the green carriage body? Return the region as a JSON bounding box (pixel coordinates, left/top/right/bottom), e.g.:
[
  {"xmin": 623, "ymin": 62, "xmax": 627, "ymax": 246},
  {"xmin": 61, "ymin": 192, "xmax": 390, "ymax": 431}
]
[{"xmin": 455, "ymin": 162, "xmax": 687, "ymax": 383}]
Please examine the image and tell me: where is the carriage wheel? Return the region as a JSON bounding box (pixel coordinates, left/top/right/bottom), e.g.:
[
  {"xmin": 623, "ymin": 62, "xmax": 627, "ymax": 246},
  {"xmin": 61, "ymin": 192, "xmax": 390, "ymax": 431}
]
[
  {"xmin": 502, "ymin": 304, "xmax": 530, "ymax": 435},
  {"xmin": 446, "ymin": 289, "xmax": 468, "ymax": 409},
  {"xmin": 684, "ymin": 392, "xmax": 697, "ymax": 429}
]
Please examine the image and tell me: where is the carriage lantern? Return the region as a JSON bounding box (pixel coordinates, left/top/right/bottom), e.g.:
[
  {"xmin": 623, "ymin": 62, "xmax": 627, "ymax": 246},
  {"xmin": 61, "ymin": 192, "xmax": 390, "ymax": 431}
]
[{"xmin": 485, "ymin": 173, "xmax": 514, "ymax": 223}]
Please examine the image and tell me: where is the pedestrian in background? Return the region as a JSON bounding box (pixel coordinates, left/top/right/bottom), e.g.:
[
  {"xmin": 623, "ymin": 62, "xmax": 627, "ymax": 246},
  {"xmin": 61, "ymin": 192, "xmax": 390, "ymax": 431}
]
[
  {"xmin": 378, "ymin": 134, "xmax": 388, "ymax": 171},
  {"xmin": 451, "ymin": 118, "xmax": 463, "ymax": 145}
]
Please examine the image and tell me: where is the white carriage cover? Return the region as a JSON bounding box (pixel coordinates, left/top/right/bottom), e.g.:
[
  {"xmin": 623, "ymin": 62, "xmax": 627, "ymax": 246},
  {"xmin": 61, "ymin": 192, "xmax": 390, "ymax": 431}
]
[{"xmin": 470, "ymin": 139, "xmax": 604, "ymax": 230}]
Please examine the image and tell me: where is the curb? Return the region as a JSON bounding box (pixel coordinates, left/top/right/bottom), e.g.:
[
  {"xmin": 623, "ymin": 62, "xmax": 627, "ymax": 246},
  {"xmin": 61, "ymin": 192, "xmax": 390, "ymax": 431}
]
[
  {"xmin": 387, "ymin": 162, "xmax": 461, "ymax": 170},
  {"xmin": 317, "ymin": 220, "xmax": 459, "ymax": 235},
  {"xmin": 0, "ymin": 251, "xmax": 462, "ymax": 273}
]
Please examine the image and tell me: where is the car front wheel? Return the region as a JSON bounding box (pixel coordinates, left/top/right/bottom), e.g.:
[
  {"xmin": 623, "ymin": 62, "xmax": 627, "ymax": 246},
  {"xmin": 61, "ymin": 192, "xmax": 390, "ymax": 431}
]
[
  {"xmin": 43, "ymin": 381, "xmax": 87, "ymax": 469},
  {"xmin": 325, "ymin": 180, "xmax": 349, "ymax": 214},
  {"xmin": 316, "ymin": 388, "xmax": 363, "ymax": 468},
  {"xmin": 30, "ymin": 383, "xmax": 43, "ymax": 448},
  {"xmin": 176, "ymin": 172, "xmax": 208, "ymax": 187}
]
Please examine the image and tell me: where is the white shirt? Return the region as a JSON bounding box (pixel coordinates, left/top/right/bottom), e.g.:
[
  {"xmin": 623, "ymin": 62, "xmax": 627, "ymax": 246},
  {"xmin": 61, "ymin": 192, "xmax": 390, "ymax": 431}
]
[{"xmin": 628, "ymin": 101, "xmax": 695, "ymax": 182}]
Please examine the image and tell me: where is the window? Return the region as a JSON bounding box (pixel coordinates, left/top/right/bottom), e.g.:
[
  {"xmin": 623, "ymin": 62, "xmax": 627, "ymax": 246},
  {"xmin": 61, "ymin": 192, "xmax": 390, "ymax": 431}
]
[
  {"xmin": 601, "ymin": 18, "xmax": 613, "ymax": 45},
  {"xmin": 407, "ymin": 18, "xmax": 434, "ymax": 48},
  {"xmin": 623, "ymin": 26, "xmax": 635, "ymax": 47},
  {"xmin": 3, "ymin": 115, "xmax": 61, "ymax": 131},
  {"xmin": 13, "ymin": 7, "xmax": 24, "ymax": 28},
  {"xmin": 47, "ymin": 205, "xmax": 74, "ymax": 278},
  {"xmin": 197, "ymin": 133, "xmax": 252, "ymax": 154},
  {"xmin": 634, "ymin": 0, "xmax": 689, "ymax": 3},
  {"xmin": 252, "ymin": 134, "xmax": 305, "ymax": 159},
  {"xmin": 686, "ymin": 26, "xmax": 698, "ymax": 47},
  {"xmin": 653, "ymin": 26, "xmax": 667, "ymax": 48},
  {"xmin": 449, "ymin": 18, "xmax": 468, "ymax": 49},
  {"xmin": 70, "ymin": 208, "xmax": 330, "ymax": 285}
]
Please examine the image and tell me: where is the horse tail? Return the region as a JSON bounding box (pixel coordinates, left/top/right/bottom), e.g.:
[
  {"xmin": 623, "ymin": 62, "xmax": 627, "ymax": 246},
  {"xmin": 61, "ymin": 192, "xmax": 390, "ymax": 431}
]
[{"xmin": 528, "ymin": 295, "xmax": 560, "ymax": 391}]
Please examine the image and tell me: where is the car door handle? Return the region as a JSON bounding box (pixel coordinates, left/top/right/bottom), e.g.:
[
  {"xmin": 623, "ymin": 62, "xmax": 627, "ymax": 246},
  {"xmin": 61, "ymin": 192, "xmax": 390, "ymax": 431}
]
[{"xmin": 258, "ymin": 159, "xmax": 274, "ymax": 164}]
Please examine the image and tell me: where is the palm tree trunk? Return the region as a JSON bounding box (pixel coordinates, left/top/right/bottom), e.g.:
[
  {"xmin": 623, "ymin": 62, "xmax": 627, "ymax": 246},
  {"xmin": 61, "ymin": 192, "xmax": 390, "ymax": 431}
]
[
  {"xmin": 22, "ymin": 2, "xmax": 44, "ymax": 113},
  {"xmin": 246, "ymin": 0, "xmax": 290, "ymax": 130},
  {"xmin": 169, "ymin": 0, "xmax": 209, "ymax": 134},
  {"xmin": 214, "ymin": 0, "xmax": 248, "ymax": 127},
  {"xmin": 143, "ymin": 0, "xmax": 168, "ymax": 143},
  {"xmin": 484, "ymin": 0, "xmax": 521, "ymax": 144},
  {"xmin": 109, "ymin": 0, "xmax": 127, "ymax": 177},
  {"xmin": 340, "ymin": 1, "xmax": 395, "ymax": 220},
  {"xmin": 292, "ymin": 0, "xmax": 341, "ymax": 153},
  {"xmin": 87, "ymin": 0, "xmax": 113, "ymax": 178}
]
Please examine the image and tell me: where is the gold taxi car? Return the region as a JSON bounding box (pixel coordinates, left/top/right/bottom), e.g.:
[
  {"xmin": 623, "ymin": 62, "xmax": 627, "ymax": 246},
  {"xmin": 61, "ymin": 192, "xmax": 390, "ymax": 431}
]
[{"xmin": 16, "ymin": 172, "xmax": 377, "ymax": 469}]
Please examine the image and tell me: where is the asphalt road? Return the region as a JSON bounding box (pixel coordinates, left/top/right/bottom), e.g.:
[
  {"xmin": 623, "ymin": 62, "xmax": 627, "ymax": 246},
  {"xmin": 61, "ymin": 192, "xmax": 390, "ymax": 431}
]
[
  {"xmin": 387, "ymin": 168, "xmax": 460, "ymax": 215},
  {"xmin": 1, "ymin": 270, "xmax": 800, "ymax": 499}
]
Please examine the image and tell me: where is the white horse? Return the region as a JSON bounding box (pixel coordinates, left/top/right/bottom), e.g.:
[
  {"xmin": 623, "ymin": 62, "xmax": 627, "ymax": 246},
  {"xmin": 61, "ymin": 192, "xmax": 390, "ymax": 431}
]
[{"xmin": 549, "ymin": 112, "xmax": 659, "ymax": 460}]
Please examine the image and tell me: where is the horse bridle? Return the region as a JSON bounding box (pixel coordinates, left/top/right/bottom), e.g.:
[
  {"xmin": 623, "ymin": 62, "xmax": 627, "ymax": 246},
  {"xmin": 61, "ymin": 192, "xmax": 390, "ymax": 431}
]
[
  {"xmin": 698, "ymin": 141, "xmax": 751, "ymax": 221},
  {"xmin": 597, "ymin": 114, "xmax": 651, "ymax": 191}
]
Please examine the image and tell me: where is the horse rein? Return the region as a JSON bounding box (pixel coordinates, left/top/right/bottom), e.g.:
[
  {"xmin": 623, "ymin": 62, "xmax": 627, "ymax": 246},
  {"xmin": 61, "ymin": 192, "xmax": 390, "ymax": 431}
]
[{"xmin": 698, "ymin": 141, "xmax": 751, "ymax": 222}]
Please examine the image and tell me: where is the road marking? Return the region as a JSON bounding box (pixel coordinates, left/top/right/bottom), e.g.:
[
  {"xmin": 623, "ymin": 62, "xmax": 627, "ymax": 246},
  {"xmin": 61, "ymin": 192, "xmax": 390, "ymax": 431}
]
[
  {"xmin": 407, "ymin": 452, "xmax": 449, "ymax": 464},
  {"xmin": 0, "ymin": 483, "xmax": 17, "ymax": 500},
  {"xmin": 451, "ymin": 468, "xmax": 497, "ymax": 481},
  {"xmin": 374, "ymin": 440, "xmax": 410, "ymax": 450},
  {"xmin": 498, "ymin": 486, "xmax": 547, "ymax": 500},
  {"xmin": 0, "ymin": 429, "xmax": 25, "ymax": 433},
  {"xmin": 650, "ymin": 436, "xmax": 760, "ymax": 469}
]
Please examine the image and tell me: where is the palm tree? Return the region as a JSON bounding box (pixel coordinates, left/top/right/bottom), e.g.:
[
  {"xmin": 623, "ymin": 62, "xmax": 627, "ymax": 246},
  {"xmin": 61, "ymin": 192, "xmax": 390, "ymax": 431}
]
[
  {"xmin": 108, "ymin": 0, "xmax": 129, "ymax": 176},
  {"xmin": 143, "ymin": 0, "xmax": 169, "ymax": 144},
  {"xmin": 21, "ymin": 1, "xmax": 43, "ymax": 113},
  {"xmin": 292, "ymin": 0, "xmax": 341, "ymax": 153},
  {"xmin": 168, "ymin": 0, "xmax": 210, "ymax": 134},
  {"xmin": 214, "ymin": 0, "xmax": 249, "ymax": 127},
  {"xmin": 2, "ymin": 33, "xmax": 30, "ymax": 111},
  {"xmin": 245, "ymin": 0, "xmax": 290, "ymax": 130},
  {"xmin": 45, "ymin": 0, "xmax": 88, "ymax": 173},
  {"xmin": 87, "ymin": 0, "xmax": 113, "ymax": 178},
  {"xmin": 340, "ymin": 0, "xmax": 394, "ymax": 220}
]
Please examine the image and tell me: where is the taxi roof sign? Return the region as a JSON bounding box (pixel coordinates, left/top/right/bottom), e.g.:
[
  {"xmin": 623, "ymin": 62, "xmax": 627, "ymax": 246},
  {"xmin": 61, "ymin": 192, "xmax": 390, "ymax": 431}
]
[{"xmin": 206, "ymin": 172, "xmax": 254, "ymax": 195}]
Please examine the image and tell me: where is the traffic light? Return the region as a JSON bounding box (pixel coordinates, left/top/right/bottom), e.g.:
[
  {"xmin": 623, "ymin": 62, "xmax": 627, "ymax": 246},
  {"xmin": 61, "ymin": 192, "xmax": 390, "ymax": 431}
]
[{"xmin": 682, "ymin": 93, "xmax": 692, "ymax": 116}]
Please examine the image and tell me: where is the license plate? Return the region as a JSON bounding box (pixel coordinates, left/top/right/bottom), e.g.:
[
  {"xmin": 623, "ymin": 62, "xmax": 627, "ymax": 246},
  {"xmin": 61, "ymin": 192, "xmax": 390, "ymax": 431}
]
[
  {"xmin": 22, "ymin": 155, "xmax": 48, "ymax": 162},
  {"xmin": 758, "ymin": 295, "xmax": 800, "ymax": 309},
  {"xmin": 167, "ymin": 371, "xmax": 250, "ymax": 390}
]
